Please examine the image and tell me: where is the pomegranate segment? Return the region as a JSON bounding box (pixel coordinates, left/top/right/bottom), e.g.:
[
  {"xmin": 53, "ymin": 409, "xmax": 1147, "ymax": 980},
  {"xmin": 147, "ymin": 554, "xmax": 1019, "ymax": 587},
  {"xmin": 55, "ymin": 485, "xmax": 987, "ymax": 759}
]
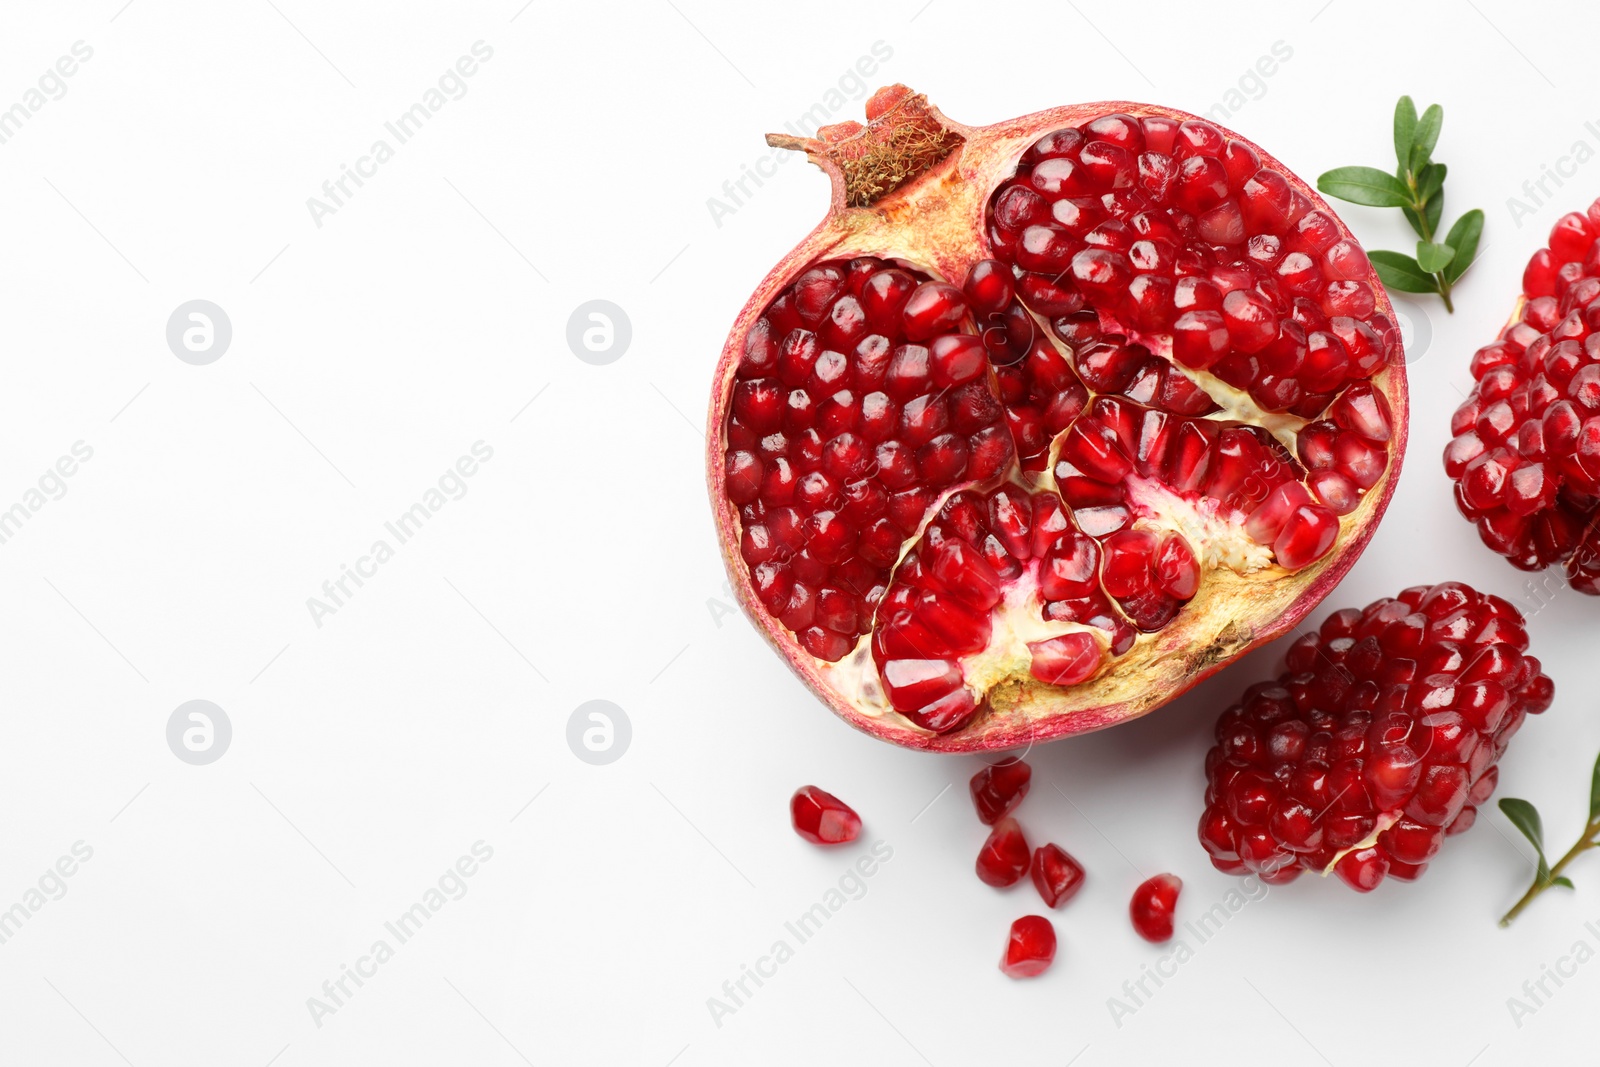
[
  {"xmin": 710, "ymin": 87, "xmax": 1407, "ymax": 751},
  {"xmin": 1129, "ymin": 873, "xmax": 1182, "ymax": 942},
  {"xmin": 728, "ymin": 259, "xmax": 1013, "ymax": 663},
  {"xmin": 971, "ymin": 758, "xmax": 1032, "ymax": 825},
  {"xmin": 790, "ymin": 786, "xmax": 862, "ymax": 845},
  {"xmin": 1198, "ymin": 583, "xmax": 1554, "ymax": 891},
  {"xmin": 1000, "ymin": 915, "xmax": 1058, "ymax": 978},
  {"xmin": 1447, "ymin": 199, "xmax": 1600, "ymax": 592}
]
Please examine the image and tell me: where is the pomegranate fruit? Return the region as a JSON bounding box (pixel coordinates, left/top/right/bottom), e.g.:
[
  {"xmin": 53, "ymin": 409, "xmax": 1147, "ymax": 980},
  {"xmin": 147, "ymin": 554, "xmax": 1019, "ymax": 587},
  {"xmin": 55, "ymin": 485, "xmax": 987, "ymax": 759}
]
[
  {"xmin": 1000, "ymin": 915, "xmax": 1057, "ymax": 978},
  {"xmin": 709, "ymin": 86, "xmax": 1408, "ymax": 751},
  {"xmin": 971, "ymin": 758, "xmax": 1032, "ymax": 824},
  {"xmin": 1129, "ymin": 873, "xmax": 1182, "ymax": 942},
  {"xmin": 1031, "ymin": 843, "xmax": 1086, "ymax": 908},
  {"xmin": 790, "ymin": 785, "xmax": 861, "ymax": 844},
  {"xmin": 976, "ymin": 816, "xmax": 1031, "ymax": 887},
  {"xmin": 1198, "ymin": 582, "xmax": 1554, "ymax": 891},
  {"xmin": 1446, "ymin": 199, "xmax": 1600, "ymax": 590}
]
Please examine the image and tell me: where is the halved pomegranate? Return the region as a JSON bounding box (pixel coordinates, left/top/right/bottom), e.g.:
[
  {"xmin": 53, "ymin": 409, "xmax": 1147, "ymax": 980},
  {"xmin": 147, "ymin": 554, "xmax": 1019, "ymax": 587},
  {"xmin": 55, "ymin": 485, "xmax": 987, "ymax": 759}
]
[{"xmin": 708, "ymin": 86, "xmax": 1408, "ymax": 751}]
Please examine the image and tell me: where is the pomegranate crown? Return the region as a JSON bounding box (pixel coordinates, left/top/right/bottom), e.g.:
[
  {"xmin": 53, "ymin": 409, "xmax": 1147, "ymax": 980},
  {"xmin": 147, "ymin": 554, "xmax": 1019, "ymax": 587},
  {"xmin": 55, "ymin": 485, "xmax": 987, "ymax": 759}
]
[{"xmin": 766, "ymin": 84, "xmax": 962, "ymax": 208}]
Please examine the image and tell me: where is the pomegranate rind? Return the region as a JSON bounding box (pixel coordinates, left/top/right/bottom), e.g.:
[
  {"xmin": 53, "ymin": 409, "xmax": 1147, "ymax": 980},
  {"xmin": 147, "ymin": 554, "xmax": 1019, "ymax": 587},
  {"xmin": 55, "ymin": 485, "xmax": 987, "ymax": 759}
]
[{"xmin": 706, "ymin": 90, "xmax": 1409, "ymax": 753}]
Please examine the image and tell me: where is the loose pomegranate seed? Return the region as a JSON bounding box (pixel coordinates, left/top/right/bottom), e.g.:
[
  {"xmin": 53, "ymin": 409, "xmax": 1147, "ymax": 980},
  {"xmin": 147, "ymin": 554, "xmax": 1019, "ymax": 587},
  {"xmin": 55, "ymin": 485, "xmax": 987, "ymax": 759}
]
[
  {"xmin": 714, "ymin": 91, "xmax": 1404, "ymax": 750},
  {"xmin": 976, "ymin": 816, "xmax": 1031, "ymax": 886},
  {"xmin": 970, "ymin": 758, "xmax": 1032, "ymax": 824},
  {"xmin": 1000, "ymin": 915, "xmax": 1057, "ymax": 978},
  {"xmin": 1129, "ymin": 873, "xmax": 1182, "ymax": 942},
  {"xmin": 790, "ymin": 786, "xmax": 862, "ymax": 845},
  {"xmin": 1031, "ymin": 844, "xmax": 1086, "ymax": 907},
  {"xmin": 1198, "ymin": 582, "xmax": 1553, "ymax": 890}
]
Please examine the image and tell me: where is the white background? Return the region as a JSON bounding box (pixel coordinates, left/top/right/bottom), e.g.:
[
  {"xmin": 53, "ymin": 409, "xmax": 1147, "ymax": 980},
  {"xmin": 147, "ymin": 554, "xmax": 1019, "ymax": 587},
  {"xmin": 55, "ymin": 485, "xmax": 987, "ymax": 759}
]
[{"xmin": 0, "ymin": 0, "xmax": 1596, "ymax": 1063}]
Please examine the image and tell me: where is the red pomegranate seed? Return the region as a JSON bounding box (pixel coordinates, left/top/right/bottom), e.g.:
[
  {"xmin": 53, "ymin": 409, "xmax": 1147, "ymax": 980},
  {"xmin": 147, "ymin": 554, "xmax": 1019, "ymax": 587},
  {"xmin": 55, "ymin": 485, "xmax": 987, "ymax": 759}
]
[
  {"xmin": 1028, "ymin": 632, "xmax": 1102, "ymax": 685},
  {"xmin": 1000, "ymin": 915, "xmax": 1057, "ymax": 978},
  {"xmin": 1129, "ymin": 873, "xmax": 1182, "ymax": 942},
  {"xmin": 1031, "ymin": 844, "xmax": 1086, "ymax": 908},
  {"xmin": 790, "ymin": 786, "xmax": 862, "ymax": 845},
  {"xmin": 971, "ymin": 758, "xmax": 1032, "ymax": 824},
  {"xmin": 977, "ymin": 816, "xmax": 1031, "ymax": 886},
  {"xmin": 963, "ymin": 259, "xmax": 1015, "ymax": 315},
  {"xmin": 902, "ymin": 281, "xmax": 966, "ymax": 340}
]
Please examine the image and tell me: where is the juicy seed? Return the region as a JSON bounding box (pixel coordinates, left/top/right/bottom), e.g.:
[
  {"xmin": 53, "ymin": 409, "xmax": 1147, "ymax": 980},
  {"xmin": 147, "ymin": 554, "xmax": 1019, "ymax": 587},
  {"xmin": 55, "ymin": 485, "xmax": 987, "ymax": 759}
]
[
  {"xmin": 971, "ymin": 758, "xmax": 1032, "ymax": 824},
  {"xmin": 1000, "ymin": 915, "xmax": 1058, "ymax": 978},
  {"xmin": 977, "ymin": 816, "xmax": 1032, "ymax": 886},
  {"xmin": 1031, "ymin": 844, "xmax": 1087, "ymax": 908},
  {"xmin": 790, "ymin": 786, "xmax": 863, "ymax": 845},
  {"xmin": 1130, "ymin": 873, "xmax": 1182, "ymax": 942},
  {"xmin": 1198, "ymin": 582, "xmax": 1553, "ymax": 890}
]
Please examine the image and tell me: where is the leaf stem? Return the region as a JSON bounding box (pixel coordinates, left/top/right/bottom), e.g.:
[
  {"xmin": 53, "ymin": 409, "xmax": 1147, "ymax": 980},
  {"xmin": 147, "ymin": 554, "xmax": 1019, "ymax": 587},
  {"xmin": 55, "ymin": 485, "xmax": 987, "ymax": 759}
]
[
  {"xmin": 1404, "ymin": 171, "xmax": 1454, "ymax": 312},
  {"xmin": 1500, "ymin": 820, "xmax": 1600, "ymax": 927}
]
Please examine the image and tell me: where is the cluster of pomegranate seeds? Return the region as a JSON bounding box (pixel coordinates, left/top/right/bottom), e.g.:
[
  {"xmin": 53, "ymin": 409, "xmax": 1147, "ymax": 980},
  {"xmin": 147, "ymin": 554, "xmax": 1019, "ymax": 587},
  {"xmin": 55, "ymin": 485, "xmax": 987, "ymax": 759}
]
[
  {"xmin": 962, "ymin": 759, "xmax": 1089, "ymax": 978},
  {"xmin": 1000, "ymin": 915, "xmax": 1057, "ymax": 978},
  {"xmin": 721, "ymin": 108, "xmax": 1402, "ymax": 741},
  {"xmin": 727, "ymin": 258, "xmax": 1013, "ymax": 661},
  {"xmin": 1198, "ymin": 583, "xmax": 1554, "ymax": 890},
  {"xmin": 1446, "ymin": 199, "xmax": 1600, "ymax": 591},
  {"xmin": 989, "ymin": 115, "xmax": 1394, "ymax": 415},
  {"xmin": 1129, "ymin": 873, "xmax": 1182, "ymax": 942},
  {"xmin": 790, "ymin": 785, "xmax": 862, "ymax": 845}
]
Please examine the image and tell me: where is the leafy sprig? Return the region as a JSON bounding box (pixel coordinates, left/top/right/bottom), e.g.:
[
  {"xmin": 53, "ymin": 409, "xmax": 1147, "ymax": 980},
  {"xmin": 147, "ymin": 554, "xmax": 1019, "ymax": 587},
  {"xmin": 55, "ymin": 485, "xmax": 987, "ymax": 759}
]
[
  {"xmin": 1317, "ymin": 96, "xmax": 1483, "ymax": 313},
  {"xmin": 1497, "ymin": 751, "xmax": 1600, "ymax": 926}
]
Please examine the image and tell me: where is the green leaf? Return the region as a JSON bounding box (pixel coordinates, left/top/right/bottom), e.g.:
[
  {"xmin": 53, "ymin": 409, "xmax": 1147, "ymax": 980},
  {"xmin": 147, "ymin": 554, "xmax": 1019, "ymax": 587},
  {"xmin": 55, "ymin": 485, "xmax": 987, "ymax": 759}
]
[
  {"xmin": 1443, "ymin": 209, "xmax": 1484, "ymax": 283},
  {"xmin": 1410, "ymin": 103, "xmax": 1443, "ymax": 171},
  {"xmin": 1317, "ymin": 166, "xmax": 1412, "ymax": 208},
  {"xmin": 1424, "ymin": 191, "xmax": 1444, "ymax": 238},
  {"xmin": 1554, "ymin": 875, "xmax": 1576, "ymax": 890},
  {"xmin": 1501, "ymin": 797, "xmax": 1548, "ymax": 860},
  {"xmin": 1368, "ymin": 250, "xmax": 1440, "ymax": 294},
  {"xmin": 1416, "ymin": 241, "xmax": 1455, "ymax": 273},
  {"xmin": 1417, "ymin": 162, "xmax": 1447, "ymax": 204},
  {"xmin": 1587, "ymin": 749, "xmax": 1600, "ymax": 824},
  {"xmin": 1394, "ymin": 96, "xmax": 1418, "ymax": 169}
]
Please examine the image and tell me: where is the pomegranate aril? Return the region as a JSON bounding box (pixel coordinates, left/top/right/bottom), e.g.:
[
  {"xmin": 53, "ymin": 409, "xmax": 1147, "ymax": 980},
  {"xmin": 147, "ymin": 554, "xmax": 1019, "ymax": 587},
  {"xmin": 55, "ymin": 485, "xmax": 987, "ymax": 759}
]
[
  {"xmin": 902, "ymin": 282, "xmax": 966, "ymax": 340},
  {"xmin": 977, "ymin": 816, "xmax": 1031, "ymax": 887},
  {"xmin": 1000, "ymin": 915, "xmax": 1057, "ymax": 978},
  {"xmin": 1029, "ymin": 632, "xmax": 1102, "ymax": 686},
  {"xmin": 1031, "ymin": 844, "xmax": 1086, "ymax": 908},
  {"xmin": 791, "ymin": 786, "xmax": 862, "ymax": 845},
  {"xmin": 971, "ymin": 758, "xmax": 1032, "ymax": 824},
  {"xmin": 1172, "ymin": 311, "xmax": 1230, "ymax": 368},
  {"xmin": 1129, "ymin": 873, "xmax": 1181, "ymax": 942}
]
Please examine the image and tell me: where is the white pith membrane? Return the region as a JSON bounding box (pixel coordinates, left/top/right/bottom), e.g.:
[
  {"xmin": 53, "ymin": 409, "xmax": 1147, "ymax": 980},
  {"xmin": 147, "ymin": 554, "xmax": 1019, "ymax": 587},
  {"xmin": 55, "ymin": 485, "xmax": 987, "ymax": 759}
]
[
  {"xmin": 1322, "ymin": 812, "xmax": 1402, "ymax": 875},
  {"xmin": 811, "ymin": 287, "xmax": 1381, "ymax": 731}
]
